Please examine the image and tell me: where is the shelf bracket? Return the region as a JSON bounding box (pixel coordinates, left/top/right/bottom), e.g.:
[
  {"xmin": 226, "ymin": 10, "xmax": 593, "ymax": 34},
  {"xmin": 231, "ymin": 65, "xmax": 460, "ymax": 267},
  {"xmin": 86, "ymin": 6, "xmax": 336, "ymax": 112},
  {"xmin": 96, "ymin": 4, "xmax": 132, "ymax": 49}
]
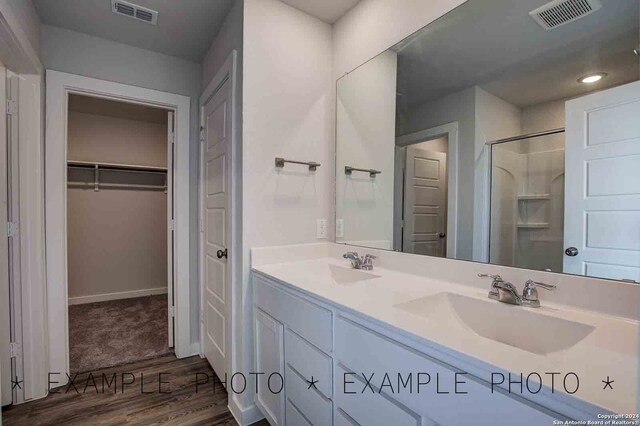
[{"xmin": 94, "ymin": 164, "xmax": 99, "ymax": 192}]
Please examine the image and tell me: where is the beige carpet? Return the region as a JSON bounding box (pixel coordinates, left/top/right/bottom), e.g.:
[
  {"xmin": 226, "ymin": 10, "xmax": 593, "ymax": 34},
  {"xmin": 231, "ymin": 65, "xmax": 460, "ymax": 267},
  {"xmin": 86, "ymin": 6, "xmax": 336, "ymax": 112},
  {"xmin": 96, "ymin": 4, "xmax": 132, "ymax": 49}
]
[{"xmin": 69, "ymin": 295, "xmax": 172, "ymax": 373}]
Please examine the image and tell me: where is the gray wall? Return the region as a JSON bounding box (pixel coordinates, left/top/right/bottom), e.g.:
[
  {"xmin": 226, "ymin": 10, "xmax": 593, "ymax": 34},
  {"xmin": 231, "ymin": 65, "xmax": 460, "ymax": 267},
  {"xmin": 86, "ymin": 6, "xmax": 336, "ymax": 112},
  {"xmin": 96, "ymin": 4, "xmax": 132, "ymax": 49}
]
[
  {"xmin": 0, "ymin": 0, "xmax": 40, "ymax": 55},
  {"xmin": 67, "ymin": 111, "xmax": 168, "ymax": 301},
  {"xmin": 41, "ymin": 24, "xmax": 203, "ymax": 343},
  {"xmin": 0, "ymin": 0, "xmax": 42, "ymax": 72},
  {"xmin": 400, "ymin": 87, "xmax": 476, "ymax": 260},
  {"xmin": 202, "ymin": 0, "xmax": 243, "ymax": 88}
]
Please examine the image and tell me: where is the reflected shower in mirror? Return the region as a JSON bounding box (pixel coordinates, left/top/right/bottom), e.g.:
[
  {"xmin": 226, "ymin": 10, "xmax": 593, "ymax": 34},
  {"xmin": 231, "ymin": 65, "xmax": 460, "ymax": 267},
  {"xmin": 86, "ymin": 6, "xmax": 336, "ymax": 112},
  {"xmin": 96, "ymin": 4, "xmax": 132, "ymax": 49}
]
[
  {"xmin": 335, "ymin": 0, "xmax": 640, "ymax": 282},
  {"xmin": 489, "ymin": 130, "xmax": 565, "ymax": 272}
]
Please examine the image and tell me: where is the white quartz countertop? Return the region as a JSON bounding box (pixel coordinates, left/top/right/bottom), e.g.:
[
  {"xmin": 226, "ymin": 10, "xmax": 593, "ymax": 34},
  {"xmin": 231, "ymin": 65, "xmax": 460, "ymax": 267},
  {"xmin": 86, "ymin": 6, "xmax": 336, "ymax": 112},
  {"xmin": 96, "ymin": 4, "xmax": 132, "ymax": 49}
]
[{"xmin": 252, "ymin": 256, "xmax": 639, "ymax": 417}]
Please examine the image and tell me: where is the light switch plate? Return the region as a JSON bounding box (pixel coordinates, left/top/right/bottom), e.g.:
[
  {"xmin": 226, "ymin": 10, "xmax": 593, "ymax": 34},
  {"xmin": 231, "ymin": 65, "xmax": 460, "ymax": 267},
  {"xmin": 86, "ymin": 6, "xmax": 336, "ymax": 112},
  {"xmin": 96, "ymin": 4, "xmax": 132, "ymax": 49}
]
[
  {"xmin": 316, "ymin": 219, "xmax": 327, "ymax": 239},
  {"xmin": 336, "ymin": 219, "xmax": 344, "ymax": 238}
]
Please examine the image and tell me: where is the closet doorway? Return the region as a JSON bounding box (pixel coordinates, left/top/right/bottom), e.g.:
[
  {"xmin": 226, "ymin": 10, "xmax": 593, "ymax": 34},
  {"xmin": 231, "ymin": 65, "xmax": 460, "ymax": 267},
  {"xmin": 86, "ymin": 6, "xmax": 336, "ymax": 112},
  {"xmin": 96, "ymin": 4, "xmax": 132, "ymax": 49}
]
[
  {"xmin": 46, "ymin": 71, "xmax": 192, "ymax": 380},
  {"xmin": 66, "ymin": 94, "xmax": 174, "ymax": 372}
]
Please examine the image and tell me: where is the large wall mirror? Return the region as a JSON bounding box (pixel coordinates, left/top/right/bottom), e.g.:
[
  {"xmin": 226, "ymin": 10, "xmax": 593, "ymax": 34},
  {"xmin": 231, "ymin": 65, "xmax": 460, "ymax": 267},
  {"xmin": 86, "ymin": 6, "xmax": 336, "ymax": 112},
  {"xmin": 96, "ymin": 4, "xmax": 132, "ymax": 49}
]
[{"xmin": 335, "ymin": 0, "xmax": 640, "ymax": 282}]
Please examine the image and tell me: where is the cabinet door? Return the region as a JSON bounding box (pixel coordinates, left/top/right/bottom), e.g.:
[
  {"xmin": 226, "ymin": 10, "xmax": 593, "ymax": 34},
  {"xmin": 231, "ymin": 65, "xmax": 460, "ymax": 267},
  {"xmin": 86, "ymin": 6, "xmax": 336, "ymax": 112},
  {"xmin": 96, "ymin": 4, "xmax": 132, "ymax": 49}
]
[{"xmin": 255, "ymin": 309, "xmax": 285, "ymax": 425}]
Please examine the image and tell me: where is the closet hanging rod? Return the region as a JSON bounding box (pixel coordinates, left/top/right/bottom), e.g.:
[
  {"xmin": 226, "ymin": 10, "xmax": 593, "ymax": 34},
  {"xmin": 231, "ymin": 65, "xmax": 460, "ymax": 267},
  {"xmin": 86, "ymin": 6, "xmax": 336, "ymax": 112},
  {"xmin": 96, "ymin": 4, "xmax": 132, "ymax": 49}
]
[
  {"xmin": 67, "ymin": 164, "xmax": 165, "ymax": 176},
  {"xmin": 67, "ymin": 160, "xmax": 168, "ymax": 173},
  {"xmin": 344, "ymin": 166, "xmax": 381, "ymax": 178},
  {"xmin": 67, "ymin": 182, "xmax": 167, "ymax": 191}
]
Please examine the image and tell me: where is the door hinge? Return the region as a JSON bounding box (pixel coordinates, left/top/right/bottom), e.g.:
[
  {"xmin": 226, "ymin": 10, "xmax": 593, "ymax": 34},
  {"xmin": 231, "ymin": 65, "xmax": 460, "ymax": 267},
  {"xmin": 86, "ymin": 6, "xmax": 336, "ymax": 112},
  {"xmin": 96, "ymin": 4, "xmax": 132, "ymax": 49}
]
[
  {"xmin": 169, "ymin": 220, "xmax": 174, "ymax": 231},
  {"xmin": 169, "ymin": 306, "xmax": 175, "ymax": 318},
  {"xmin": 7, "ymin": 222, "xmax": 19, "ymax": 237},
  {"xmin": 10, "ymin": 342, "xmax": 20, "ymax": 358},
  {"xmin": 199, "ymin": 126, "xmax": 205, "ymax": 143},
  {"xmin": 6, "ymin": 100, "xmax": 17, "ymax": 116},
  {"xmin": 199, "ymin": 218, "xmax": 204, "ymax": 233},
  {"xmin": 170, "ymin": 131, "xmax": 175, "ymax": 145}
]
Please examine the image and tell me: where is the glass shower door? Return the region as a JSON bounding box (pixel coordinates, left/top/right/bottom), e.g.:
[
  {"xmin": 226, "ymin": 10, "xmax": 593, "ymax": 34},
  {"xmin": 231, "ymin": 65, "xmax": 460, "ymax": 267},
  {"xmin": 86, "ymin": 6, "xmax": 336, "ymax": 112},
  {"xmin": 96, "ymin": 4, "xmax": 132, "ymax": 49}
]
[{"xmin": 489, "ymin": 132, "xmax": 565, "ymax": 272}]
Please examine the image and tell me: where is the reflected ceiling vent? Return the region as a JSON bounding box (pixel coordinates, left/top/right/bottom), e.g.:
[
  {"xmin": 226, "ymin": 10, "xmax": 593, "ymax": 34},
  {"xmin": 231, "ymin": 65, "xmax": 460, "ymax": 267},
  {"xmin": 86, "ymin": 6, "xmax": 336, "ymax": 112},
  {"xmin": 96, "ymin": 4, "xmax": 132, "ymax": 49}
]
[
  {"xmin": 111, "ymin": 0, "xmax": 158, "ymax": 25},
  {"xmin": 529, "ymin": 0, "xmax": 602, "ymax": 31}
]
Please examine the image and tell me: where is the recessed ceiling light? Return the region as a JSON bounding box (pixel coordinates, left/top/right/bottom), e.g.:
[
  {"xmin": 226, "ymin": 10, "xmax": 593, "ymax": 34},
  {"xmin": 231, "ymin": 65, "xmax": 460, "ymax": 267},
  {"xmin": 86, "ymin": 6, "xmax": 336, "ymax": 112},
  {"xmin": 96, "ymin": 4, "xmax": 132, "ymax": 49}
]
[{"xmin": 578, "ymin": 73, "xmax": 607, "ymax": 84}]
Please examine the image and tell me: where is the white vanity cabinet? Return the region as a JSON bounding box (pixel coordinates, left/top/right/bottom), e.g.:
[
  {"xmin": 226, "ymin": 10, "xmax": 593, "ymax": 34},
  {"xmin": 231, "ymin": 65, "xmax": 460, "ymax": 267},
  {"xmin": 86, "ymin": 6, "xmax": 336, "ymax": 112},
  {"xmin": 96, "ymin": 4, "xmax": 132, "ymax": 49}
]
[
  {"xmin": 253, "ymin": 273, "xmax": 564, "ymax": 426},
  {"xmin": 333, "ymin": 317, "xmax": 560, "ymax": 426},
  {"xmin": 255, "ymin": 309, "xmax": 286, "ymax": 425},
  {"xmin": 255, "ymin": 275, "xmax": 334, "ymax": 425}
]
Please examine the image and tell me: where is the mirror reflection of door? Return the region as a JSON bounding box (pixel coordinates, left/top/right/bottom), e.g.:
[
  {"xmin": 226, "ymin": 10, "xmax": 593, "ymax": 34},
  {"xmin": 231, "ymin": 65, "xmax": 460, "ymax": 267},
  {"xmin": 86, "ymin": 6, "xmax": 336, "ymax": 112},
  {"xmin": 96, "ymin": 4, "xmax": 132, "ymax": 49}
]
[
  {"xmin": 401, "ymin": 138, "xmax": 448, "ymax": 257},
  {"xmin": 335, "ymin": 0, "xmax": 639, "ymax": 283},
  {"xmin": 563, "ymin": 80, "xmax": 640, "ymax": 282}
]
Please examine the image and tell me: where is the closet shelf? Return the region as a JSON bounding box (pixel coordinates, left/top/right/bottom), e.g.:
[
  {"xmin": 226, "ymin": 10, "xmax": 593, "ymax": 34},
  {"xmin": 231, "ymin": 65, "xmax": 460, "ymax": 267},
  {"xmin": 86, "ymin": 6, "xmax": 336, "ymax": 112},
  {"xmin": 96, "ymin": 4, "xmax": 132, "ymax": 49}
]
[
  {"xmin": 517, "ymin": 194, "xmax": 550, "ymax": 200},
  {"xmin": 68, "ymin": 182, "xmax": 166, "ymax": 191},
  {"xmin": 67, "ymin": 160, "xmax": 167, "ymax": 173},
  {"xmin": 67, "ymin": 160, "xmax": 168, "ymax": 192},
  {"xmin": 517, "ymin": 222, "xmax": 550, "ymax": 229}
]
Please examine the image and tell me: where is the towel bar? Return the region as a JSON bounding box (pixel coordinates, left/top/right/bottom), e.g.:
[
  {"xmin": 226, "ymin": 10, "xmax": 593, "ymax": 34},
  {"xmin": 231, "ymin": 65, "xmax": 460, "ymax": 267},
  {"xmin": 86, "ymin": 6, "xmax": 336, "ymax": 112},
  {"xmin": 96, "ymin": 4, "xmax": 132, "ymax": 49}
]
[
  {"xmin": 275, "ymin": 157, "xmax": 320, "ymax": 171},
  {"xmin": 344, "ymin": 166, "xmax": 381, "ymax": 178}
]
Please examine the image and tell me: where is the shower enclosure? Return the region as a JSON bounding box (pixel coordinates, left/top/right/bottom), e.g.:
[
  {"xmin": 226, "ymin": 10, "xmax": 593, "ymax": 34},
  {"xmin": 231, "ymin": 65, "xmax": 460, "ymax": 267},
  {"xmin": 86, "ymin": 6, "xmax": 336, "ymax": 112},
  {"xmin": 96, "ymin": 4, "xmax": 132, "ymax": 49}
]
[{"xmin": 489, "ymin": 129, "xmax": 565, "ymax": 272}]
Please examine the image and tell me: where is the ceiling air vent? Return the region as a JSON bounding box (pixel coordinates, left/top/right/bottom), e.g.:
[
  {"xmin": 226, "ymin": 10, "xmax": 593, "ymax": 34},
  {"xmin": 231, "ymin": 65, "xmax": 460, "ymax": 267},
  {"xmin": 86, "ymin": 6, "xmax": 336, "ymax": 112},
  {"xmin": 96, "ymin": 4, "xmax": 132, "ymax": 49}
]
[
  {"xmin": 529, "ymin": 0, "xmax": 602, "ymax": 31},
  {"xmin": 111, "ymin": 0, "xmax": 158, "ymax": 25}
]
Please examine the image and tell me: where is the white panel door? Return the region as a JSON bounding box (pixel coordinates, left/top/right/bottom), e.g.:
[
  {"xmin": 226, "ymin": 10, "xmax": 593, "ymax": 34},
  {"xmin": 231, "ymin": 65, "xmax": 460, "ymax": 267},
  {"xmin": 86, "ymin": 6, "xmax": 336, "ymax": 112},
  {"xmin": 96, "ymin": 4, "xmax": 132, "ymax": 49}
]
[
  {"xmin": 201, "ymin": 78, "xmax": 232, "ymax": 383},
  {"xmin": 0, "ymin": 65, "xmax": 12, "ymax": 407},
  {"xmin": 167, "ymin": 111, "xmax": 175, "ymax": 348},
  {"xmin": 402, "ymin": 147, "xmax": 447, "ymax": 257},
  {"xmin": 4, "ymin": 71, "xmax": 23, "ymax": 404},
  {"xmin": 564, "ymin": 80, "xmax": 640, "ymax": 282}
]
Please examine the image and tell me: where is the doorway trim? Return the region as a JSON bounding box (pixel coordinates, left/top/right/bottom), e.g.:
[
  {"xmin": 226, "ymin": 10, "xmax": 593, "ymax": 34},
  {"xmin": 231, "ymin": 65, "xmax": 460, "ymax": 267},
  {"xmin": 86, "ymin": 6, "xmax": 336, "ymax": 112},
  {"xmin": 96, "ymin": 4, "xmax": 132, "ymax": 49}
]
[
  {"xmin": 395, "ymin": 122, "xmax": 459, "ymax": 258},
  {"xmin": 45, "ymin": 70, "xmax": 192, "ymax": 379}
]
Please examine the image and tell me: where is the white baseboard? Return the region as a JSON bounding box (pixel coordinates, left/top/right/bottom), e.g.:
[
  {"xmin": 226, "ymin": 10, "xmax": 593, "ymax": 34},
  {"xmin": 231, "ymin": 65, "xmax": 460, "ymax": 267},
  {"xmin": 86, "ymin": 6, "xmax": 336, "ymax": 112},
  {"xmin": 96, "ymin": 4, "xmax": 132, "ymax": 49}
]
[
  {"xmin": 68, "ymin": 287, "xmax": 168, "ymax": 305},
  {"xmin": 189, "ymin": 342, "xmax": 201, "ymax": 357},
  {"xmin": 229, "ymin": 395, "xmax": 264, "ymax": 426}
]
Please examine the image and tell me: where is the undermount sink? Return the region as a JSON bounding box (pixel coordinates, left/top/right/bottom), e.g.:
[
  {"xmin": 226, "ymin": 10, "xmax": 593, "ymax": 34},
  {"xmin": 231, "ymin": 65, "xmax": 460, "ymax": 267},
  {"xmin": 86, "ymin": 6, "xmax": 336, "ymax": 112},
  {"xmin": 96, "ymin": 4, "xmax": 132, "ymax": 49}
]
[
  {"xmin": 395, "ymin": 292, "xmax": 594, "ymax": 355},
  {"xmin": 328, "ymin": 264, "xmax": 379, "ymax": 285}
]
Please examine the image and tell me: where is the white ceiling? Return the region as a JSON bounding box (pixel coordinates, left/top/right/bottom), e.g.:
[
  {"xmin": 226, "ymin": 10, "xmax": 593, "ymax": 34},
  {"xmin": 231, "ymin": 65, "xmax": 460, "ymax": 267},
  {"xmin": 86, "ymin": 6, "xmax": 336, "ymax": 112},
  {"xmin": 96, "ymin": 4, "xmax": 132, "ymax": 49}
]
[
  {"xmin": 279, "ymin": 0, "xmax": 359, "ymax": 23},
  {"xmin": 394, "ymin": 0, "xmax": 639, "ymax": 109},
  {"xmin": 33, "ymin": 0, "xmax": 234, "ymax": 62}
]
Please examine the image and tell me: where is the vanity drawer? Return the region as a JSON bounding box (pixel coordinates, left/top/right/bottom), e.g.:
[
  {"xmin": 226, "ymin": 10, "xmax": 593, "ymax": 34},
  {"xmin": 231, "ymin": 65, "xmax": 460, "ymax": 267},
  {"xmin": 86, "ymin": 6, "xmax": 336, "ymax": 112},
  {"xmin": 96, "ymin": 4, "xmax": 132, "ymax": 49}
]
[
  {"xmin": 335, "ymin": 317, "xmax": 560, "ymax": 426},
  {"xmin": 335, "ymin": 364, "xmax": 420, "ymax": 426},
  {"xmin": 254, "ymin": 275, "xmax": 332, "ymax": 352},
  {"xmin": 285, "ymin": 365, "xmax": 332, "ymax": 426},
  {"xmin": 335, "ymin": 409, "xmax": 360, "ymax": 426},
  {"xmin": 285, "ymin": 328, "xmax": 332, "ymax": 398},
  {"xmin": 286, "ymin": 399, "xmax": 312, "ymax": 426}
]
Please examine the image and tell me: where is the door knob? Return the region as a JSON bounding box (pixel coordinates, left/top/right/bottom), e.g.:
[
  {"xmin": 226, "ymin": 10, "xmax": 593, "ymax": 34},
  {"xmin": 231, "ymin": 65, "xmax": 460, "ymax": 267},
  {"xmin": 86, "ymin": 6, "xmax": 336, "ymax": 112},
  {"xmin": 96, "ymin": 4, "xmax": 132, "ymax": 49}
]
[
  {"xmin": 217, "ymin": 248, "xmax": 228, "ymax": 259},
  {"xmin": 564, "ymin": 247, "xmax": 578, "ymax": 257},
  {"xmin": 438, "ymin": 233, "xmax": 446, "ymax": 238}
]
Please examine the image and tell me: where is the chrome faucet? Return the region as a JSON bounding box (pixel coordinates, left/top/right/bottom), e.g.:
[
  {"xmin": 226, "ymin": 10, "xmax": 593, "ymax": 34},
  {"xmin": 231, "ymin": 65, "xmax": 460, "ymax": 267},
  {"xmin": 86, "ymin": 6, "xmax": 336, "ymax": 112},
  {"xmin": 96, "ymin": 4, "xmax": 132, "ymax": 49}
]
[
  {"xmin": 521, "ymin": 280, "xmax": 556, "ymax": 308},
  {"xmin": 343, "ymin": 252, "xmax": 376, "ymax": 270},
  {"xmin": 479, "ymin": 274, "xmax": 521, "ymax": 305},
  {"xmin": 478, "ymin": 274, "xmax": 555, "ymax": 308}
]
